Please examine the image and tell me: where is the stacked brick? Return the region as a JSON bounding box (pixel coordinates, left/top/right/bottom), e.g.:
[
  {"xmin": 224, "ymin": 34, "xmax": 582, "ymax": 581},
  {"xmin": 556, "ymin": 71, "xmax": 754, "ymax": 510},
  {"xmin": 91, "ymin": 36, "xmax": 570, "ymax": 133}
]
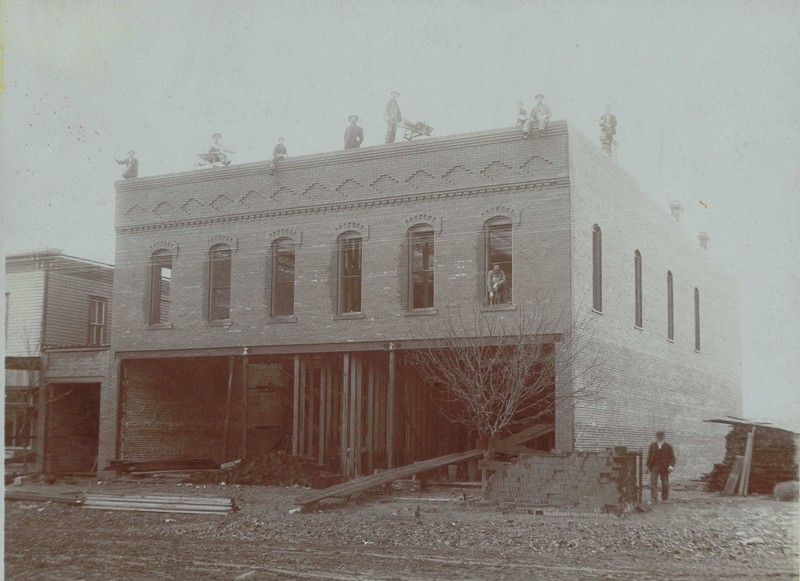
[{"xmin": 486, "ymin": 447, "xmax": 639, "ymax": 515}]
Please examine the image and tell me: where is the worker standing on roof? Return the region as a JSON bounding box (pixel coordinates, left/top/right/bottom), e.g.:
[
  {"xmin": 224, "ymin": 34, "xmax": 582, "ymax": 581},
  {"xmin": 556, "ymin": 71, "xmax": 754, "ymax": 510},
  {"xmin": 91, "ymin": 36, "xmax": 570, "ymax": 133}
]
[
  {"xmin": 344, "ymin": 115, "xmax": 364, "ymax": 149},
  {"xmin": 384, "ymin": 90, "xmax": 402, "ymax": 144}
]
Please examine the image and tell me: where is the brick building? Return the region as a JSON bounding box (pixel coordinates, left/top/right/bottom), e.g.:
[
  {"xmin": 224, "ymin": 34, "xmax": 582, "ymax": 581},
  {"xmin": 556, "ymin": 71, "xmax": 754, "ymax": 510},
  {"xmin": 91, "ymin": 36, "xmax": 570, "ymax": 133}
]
[
  {"xmin": 5, "ymin": 250, "xmax": 113, "ymax": 473},
  {"xmin": 100, "ymin": 121, "xmax": 741, "ymax": 479}
]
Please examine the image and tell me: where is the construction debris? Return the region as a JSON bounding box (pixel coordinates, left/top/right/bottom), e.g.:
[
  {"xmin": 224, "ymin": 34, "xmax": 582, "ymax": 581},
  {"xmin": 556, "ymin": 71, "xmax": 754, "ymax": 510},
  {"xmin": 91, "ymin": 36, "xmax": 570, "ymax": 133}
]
[
  {"xmin": 83, "ymin": 493, "xmax": 238, "ymax": 515},
  {"xmin": 107, "ymin": 458, "xmax": 220, "ymax": 474},
  {"xmin": 5, "ymin": 489, "xmax": 84, "ymax": 505},
  {"xmin": 186, "ymin": 452, "xmax": 341, "ymax": 488}
]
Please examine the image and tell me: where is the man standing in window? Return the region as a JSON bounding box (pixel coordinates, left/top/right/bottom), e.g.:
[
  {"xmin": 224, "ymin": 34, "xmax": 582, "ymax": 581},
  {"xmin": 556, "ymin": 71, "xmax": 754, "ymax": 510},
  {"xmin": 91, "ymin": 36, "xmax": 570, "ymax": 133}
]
[
  {"xmin": 344, "ymin": 115, "xmax": 364, "ymax": 149},
  {"xmin": 486, "ymin": 263, "xmax": 507, "ymax": 305},
  {"xmin": 647, "ymin": 430, "xmax": 676, "ymax": 503},
  {"xmin": 384, "ymin": 91, "xmax": 402, "ymax": 144}
]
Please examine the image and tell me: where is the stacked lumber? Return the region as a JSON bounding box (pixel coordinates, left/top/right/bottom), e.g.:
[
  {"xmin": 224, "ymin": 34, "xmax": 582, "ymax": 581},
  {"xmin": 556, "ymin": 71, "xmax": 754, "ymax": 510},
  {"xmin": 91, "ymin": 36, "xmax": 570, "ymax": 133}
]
[
  {"xmin": 107, "ymin": 458, "xmax": 219, "ymax": 473},
  {"xmin": 5, "ymin": 489, "xmax": 84, "ymax": 505},
  {"xmin": 703, "ymin": 425, "xmax": 798, "ymax": 494},
  {"xmin": 83, "ymin": 493, "xmax": 238, "ymax": 515}
]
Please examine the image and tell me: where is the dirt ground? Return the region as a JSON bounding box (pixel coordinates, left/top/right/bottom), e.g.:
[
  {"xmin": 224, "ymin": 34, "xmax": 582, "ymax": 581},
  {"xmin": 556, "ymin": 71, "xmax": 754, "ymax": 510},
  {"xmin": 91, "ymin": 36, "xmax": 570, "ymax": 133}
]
[{"xmin": 4, "ymin": 477, "xmax": 799, "ymax": 580}]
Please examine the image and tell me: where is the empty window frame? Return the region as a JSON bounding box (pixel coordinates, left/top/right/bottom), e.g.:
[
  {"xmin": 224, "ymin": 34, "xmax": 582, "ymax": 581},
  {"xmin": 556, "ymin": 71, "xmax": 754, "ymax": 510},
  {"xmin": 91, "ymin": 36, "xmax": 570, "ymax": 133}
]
[
  {"xmin": 592, "ymin": 225, "xmax": 602, "ymax": 311},
  {"xmin": 485, "ymin": 218, "xmax": 513, "ymax": 304},
  {"xmin": 409, "ymin": 226, "xmax": 434, "ymax": 309},
  {"xmin": 338, "ymin": 233, "xmax": 362, "ymax": 314},
  {"xmin": 694, "ymin": 287, "xmax": 701, "ymax": 351},
  {"xmin": 634, "ymin": 250, "xmax": 642, "ymax": 328},
  {"xmin": 88, "ymin": 296, "xmax": 108, "ymax": 345},
  {"xmin": 667, "ymin": 271, "xmax": 674, "ymax": 340},
  {"xmin": 208, "ymin": 244, "xmax": 232, "ymax": 321},
  {"xmin": 271, "ymin": 238, "xmax": 296, "ymax": 317},
  {"xmin": 150, "ymin": 250, "xmax": 172, "ymax": 325}
]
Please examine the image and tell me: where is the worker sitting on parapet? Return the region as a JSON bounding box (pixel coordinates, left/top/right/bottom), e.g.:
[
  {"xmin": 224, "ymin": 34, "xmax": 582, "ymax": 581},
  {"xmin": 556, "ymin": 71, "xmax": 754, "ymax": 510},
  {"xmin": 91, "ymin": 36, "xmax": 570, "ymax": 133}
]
[
  {"xmin": 486, "ymin": 263, "xmax": 507, "ymax": 304},
  {"xmin": 599, "ymin": 105, "xmax": 617, "ymax": 154},
  {"xmin": 516, "ymin": 101, "xmax": 527, "ymax": 126},
  {"xmin": 522, "ymin": 94, "xmax": 551, "ymax": 139},
  {"xmin": 114, "ymin": 150, "xmax": 139, "ymax": 179},
  {"xmin": 268, "ymin": 137, "xmax": 287, "ymax": 175},
  {"xmin": 197, "ymin": 133, "xmax": 233, "ymax": 166}
]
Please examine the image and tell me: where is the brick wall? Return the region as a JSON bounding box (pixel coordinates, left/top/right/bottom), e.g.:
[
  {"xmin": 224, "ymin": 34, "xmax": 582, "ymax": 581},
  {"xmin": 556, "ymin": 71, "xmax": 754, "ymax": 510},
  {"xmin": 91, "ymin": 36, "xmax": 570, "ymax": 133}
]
[
  {"xmin": 566, "ymin": 127, "xmax": 742, "ymax": 478},
  {"xmin": 486, "ymin": 448, "xmax": 638, "ymax": 514},
  {"xmin": 44, "ymin": 383, "xmax": 101, "ymax": 473}
]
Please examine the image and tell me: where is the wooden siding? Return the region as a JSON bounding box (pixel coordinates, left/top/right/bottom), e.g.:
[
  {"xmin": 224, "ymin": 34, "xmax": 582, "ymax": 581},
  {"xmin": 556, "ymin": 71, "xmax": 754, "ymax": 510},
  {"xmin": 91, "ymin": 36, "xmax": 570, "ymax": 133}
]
[
  {"xmin": 44, "ymin": 271, "xmax": 113, "ymax": 346},
  {"xmin": 5, "ymin": 270, "xmax": 45, "ymax": 356}
]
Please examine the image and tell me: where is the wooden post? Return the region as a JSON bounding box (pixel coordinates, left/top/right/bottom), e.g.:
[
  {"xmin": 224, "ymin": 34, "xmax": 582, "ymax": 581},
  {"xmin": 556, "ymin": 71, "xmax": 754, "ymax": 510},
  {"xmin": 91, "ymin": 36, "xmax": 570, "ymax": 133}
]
[
  {"xmin": 223, "ymin": 356, "xmax": 235, "ymax": 461},
  {"xmin": 292, "ymin": 355, "xmax": 300, "ymax": 456},
  {"xmin": 387, "ymin": 348, "xmax": 395, "ymax": 468},
  {"xmin": 341, "ymin": 353, "xmax": 350, "ymax": 476},
  {"xmin": 241, "ymin": 351, "xmax": 249, "ymax": 458},
  {"xmin": 299, "ymin": 358, "xmax": 307, "ymax": 456},
  {"xmin": 367, "ymin": 360, "xmax": 375, "ymax": 475},
  {"xmin": 307, "ymin": 366, "xmax": 314, "ymax": 457},
  {"xmin": 353, "ymin": 356, "xmax": 362, "ymax": 476},
  {"xmin": 319, "ymin": 366, "xmax": 326, "ymax": 466},
  {"xmin": 326, "ymin": 365, "xmax": 333, "ymax": 468},
  {"xmin": 740, "ymin": 427, "xmax": 756, "ymax": 496}
]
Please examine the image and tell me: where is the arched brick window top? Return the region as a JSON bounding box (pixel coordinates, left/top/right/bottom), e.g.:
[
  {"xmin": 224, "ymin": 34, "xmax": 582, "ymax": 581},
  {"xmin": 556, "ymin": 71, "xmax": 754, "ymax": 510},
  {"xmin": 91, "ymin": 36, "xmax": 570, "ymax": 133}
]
[
  {"xmin": 333, "ymin": 221, "xmax": 369, "ymax": 241},
  {"xmin": 206, "ymin": 234, "xmax": 238, "ymax": 254},
  {"xmin": 480, "ymin": 205, "xmax": 521, "ymax": 229},
  {"xmin": 403, "ymin": 213, "xmax": 442, "ymax": 235},
  {"xmin": 148, "ymin": 240, "xmax": 179, "ymax": 257},
  {"xmin": 267, "ymin": 227, "xmax": 303, "ymax": 247}
]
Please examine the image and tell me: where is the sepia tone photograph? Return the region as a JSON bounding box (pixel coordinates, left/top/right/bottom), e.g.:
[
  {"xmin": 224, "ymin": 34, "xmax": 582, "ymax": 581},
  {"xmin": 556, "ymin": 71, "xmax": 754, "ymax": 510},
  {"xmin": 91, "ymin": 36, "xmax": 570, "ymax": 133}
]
[{"xmin": 2, "ymin": 1, "xmax": 798, "ymax": 579}]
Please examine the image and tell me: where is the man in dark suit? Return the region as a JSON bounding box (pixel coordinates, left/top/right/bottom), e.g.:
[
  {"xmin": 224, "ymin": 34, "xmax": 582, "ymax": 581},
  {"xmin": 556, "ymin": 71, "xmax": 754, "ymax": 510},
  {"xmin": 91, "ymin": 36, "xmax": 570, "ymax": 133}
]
[
  {"xmin": 647, "ymin": 430, "xmax": 676, "ymax": 503},
  {"xmin": 344, "ymin": 115, "xmax": 364, "ymax": 149}
]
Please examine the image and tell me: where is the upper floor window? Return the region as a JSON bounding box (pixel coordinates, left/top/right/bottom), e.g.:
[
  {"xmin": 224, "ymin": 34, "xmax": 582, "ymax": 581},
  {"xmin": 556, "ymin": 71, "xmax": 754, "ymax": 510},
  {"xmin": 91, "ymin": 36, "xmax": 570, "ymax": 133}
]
[
  {"xmin": 634, "ymin": 250, "xmax": 642, "ymax": 328},
  {"xmin": 338, "ymin": 233, "xmax": 362, "ymax": 314},
  {"xmin": 88, "ymin": 296, "xmax": 108, "ymax": 345},
  {"xmin": 409, "ymin": 226, "xmax": 434, "ymax": 310},
  {"xmin": 208, "ymin": 244, "xmax": 232, "ymax": 321},
  {"xmin": 667, "ymin": 271, "xmax": 674, "ymax": 341},
  {"xmin": 271, "ymin": 238, "xmax": 296, "ymax": 317},
  {"xmin": 485, "ymin": 217, "xmax": 512, "ymax": 304},
  {"xmin": 694, "ymin": 287, "xmax": 701, "ymax": 351},
  {"xmin": 592, "ymin": 225, "xmax": 602, "ymax": 312},
  {"xmin": 150, "ymin": 250, "xmax": 172, "ymax": 325}
]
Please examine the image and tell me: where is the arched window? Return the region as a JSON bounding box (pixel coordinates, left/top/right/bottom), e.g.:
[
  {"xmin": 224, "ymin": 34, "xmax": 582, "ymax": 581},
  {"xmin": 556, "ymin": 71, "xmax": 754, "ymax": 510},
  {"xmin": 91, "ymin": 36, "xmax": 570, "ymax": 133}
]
[
  {"xmin": 150, "ymin": 250, "xmax": 173, "ymax": 325},
  {"xmin": 208, "ymin": 244, "xmax": 232, "ymax": 321},
  {"xmin": 634, "ymin": 250, "xmax": 642, "ymax": 328},
  {"xmin": 271, "ymin": 238, "xmax": 295, "ymax": 317},
  {"xmin": 592, "ymin": 225, "xmax": 602, "ymax": 312},
  {"xmin": 694, "ymin": 287, "xmax": 701, "ymax": 351},
  {"xmin": 338, "ymin": 232, "xmax": 362, "ymax": 314},
  {"xmin": 485, "ymin": 217, "xmax": 513, "ymax": 304},
  {"xmin": 667, "ymin": 271, "xmax": 674, "ymax": 340},
  {"xmin": 408, "ymin": 225, "xmax": 434, "ymax": 310}
]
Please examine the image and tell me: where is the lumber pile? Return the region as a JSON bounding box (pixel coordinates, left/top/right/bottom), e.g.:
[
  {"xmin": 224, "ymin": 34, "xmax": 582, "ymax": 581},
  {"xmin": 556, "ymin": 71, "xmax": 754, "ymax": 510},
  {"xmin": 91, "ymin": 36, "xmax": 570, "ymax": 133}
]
[
  {"xmin": 107, "ymin": 458, "xmax": 219, "ymax": 474},
  {"xmin": 5, "ymin": 489, "xmax": 84, "ymax": 505},
  {"xmin": 83, "ymin": 493, "xmax": 238, "ymax": 515},
  {"xmin": 702, "ymin": 425, "xmax": 798, "ymax": 494}
]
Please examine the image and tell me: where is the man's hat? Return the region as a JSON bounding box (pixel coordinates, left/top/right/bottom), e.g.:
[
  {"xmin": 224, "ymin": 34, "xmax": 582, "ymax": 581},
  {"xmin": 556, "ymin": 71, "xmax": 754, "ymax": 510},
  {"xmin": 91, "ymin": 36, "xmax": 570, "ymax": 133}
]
[
  {"xmin": 656, "ymin": 430, "xmax": 665, "ymax": 437},
  {"xmin": 128, "ymin": 150, "xmax": 136, "ymax": 155},
  {"xmin": 390, "ymin": 90, "xmax": 400, "ymax": 97},
  {"xmin": 535, "ymin": 93, "xmax": 544, "ymax": 99},
  {"xmin": 212, "ymin": 133, "xmax": 222, "ymax": 138},
  {"xmin": 349, "ymin": 115, "xmax": 359, "ymax": 122}
]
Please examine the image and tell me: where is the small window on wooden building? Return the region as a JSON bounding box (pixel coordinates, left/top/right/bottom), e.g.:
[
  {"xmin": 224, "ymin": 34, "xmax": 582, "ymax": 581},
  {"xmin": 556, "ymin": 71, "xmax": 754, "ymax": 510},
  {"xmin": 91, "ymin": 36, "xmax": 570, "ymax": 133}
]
[
  {"xmin": 485, "ymin": 217, "xmax": 513, "ymax": 304},
  {"xmin": 88, "ymin": 296, "xmax": 108, "ymax": 345},
  {"xmin": 150, "ymin": 250, "xmax": 172, "ymax": 325},
  {"xmin": 634, "ymin": 250, "xmax": 643, "ymax": 328},
  {"xmin": 694, "ymin": 287, "xmax": 701, "ymax": 351},
  {"xmin": 592, "ymin": 224, "xmax": 602, "ymax": 312},
  {"xmin": 338, "ymin": 233, "xmax": 362, "ymax": 314},
  {"xmin": 271, "ymin": 238, "xmax": 296, "ymax": 317},
  {"xmin": 208, "ymin": 244, "xmax": 232, "ymax": 321},
  {"xmin": 667, "ymin": 271, "xmax": 674, "ymax": 341},
  {"xmin": 409, "ymin": 226, "xmax": 434, "ymax": 310}
]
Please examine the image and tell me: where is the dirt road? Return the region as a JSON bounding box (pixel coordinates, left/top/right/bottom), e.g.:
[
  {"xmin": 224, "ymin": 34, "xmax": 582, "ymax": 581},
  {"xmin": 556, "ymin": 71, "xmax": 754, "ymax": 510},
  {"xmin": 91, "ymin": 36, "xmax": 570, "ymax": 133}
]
[{"xmin": 5, "ymin": 479, "xmax": 798, "ymax": 580}]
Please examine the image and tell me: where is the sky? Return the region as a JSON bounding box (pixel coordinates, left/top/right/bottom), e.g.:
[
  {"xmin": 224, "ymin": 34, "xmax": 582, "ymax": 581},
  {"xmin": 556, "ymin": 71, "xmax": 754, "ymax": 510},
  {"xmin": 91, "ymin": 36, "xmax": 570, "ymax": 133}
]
[{"xmin": 2, "ymin": 0, "xmax": 799, "ymax": 428}]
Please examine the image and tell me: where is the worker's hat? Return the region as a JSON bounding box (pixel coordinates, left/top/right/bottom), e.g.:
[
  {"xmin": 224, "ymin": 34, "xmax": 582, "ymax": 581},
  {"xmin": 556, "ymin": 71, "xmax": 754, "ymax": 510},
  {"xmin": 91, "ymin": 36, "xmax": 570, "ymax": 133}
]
[
  {"xmin": 349, "ymin": 115, "xmax": 359, "ymax": 122},
  {"xmin": 390, "ymin": 90, "xmax": 400, "ymax": 97},
  {"xmin": 128, "ymin": 150, "xmax": 136, "ymax": 155},
  {"xmin": 212, "ymin": 133, "xmax": 222, "ymax": 138},
  {"xmin": 535, "ymin": 93, "xmax": 545, "ymax": 99}
]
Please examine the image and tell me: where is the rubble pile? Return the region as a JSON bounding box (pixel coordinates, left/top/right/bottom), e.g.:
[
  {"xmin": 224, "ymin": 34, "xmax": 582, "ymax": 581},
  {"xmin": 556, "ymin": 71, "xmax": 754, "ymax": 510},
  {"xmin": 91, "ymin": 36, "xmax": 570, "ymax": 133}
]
[
  {"xmin": 186, "ymin": 453, "xmax": 342, "ymax": 488},
  {"xmin": 703, "ymin": 425, "xmax": 798, "ymax": 493}
]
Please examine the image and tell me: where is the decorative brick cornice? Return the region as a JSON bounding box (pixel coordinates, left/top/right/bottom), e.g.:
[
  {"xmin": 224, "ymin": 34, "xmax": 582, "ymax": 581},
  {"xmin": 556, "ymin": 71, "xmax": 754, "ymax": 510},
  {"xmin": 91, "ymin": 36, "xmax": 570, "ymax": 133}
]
[{"xmin": 116, "ymin": 177, "xmax": 567, "ymax": 235}]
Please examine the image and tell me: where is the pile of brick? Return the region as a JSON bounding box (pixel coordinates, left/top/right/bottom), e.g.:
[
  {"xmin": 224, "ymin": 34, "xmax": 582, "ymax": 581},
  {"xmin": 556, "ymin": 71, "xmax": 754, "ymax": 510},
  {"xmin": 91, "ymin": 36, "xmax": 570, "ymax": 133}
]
[
  {"xmin": 186, "ymin": 452, "xmax": 342, "ymax": 488},
  {"xmin": 486, "ymin": 447, "xmax": 639, "ymax": 515},
  {"xmin": 702, "ymin": 425, "xmax": 798, "ymax": 494}
]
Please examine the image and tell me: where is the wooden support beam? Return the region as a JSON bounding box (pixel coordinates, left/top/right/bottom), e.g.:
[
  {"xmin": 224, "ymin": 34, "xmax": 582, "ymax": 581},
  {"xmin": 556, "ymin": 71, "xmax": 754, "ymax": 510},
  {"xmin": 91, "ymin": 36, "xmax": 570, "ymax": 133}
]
[
  {"xmin": 241, "ymin": 352, "xmax": 249, "ymax": 458},
  {"xmin": 319, "ymin": 366, "xmax": 326, "ymax": 466},
  {"xmin": 307, "ymin": 365, "xmax": 314, "ymax": 457},
  {"xmin": 223, "ymin": 356, "xmax": 235, "ymax": 461},
  {"xmin": 354, "ymin": 356, "xmax": 363, "ymax": 477},
  {"xmin": 292, "ymin": 355, "xmax": 300, "ymax": 456},
  {"xmin": 341, "ymin": 354, "xmax": 349, "ymax": 476},
  {"xmin": 299, "ymin": 358, "xmax": 307, "ymax": 456},
  {"xmin": 367, "ymin": 361, "xmax": 375, "ymax": 475}
]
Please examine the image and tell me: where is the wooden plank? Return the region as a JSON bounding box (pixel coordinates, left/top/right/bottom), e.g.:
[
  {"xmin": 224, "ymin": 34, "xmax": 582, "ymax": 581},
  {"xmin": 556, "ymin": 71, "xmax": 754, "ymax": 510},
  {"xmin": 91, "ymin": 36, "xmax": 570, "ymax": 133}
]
[
  {"xmin": 341, "ymin": 354, "xmax": 349, "ymax": 475},
  {"xmin": 306, "ymin": 364, "xmax": 314, "ymax": 457},
  {"xmin": 223, "ymin": 356, "xmax": 235, "ymax": 460},
  {"xmin": 292, "ymin": 355, "xmax": 300, "ymax": 456},
  {"xmin": 296, "ymin": 424, "xmax": 554, "ymax": 505},
  {"xmin": 354, "ymin": 356, "xmax": 363, "ymax": 476},
  {"xmin": 5, "ymin": 489, "xmax": 83, "ymax": 505},
  {"xmin": 319, "ymin": 366, "xmax": 326, "ymax": 466},
  {"xmin": 723, "ymin": 455, "xmax": 744, "ymax": 495},
  {"xmin": 740, "ymin": 428, "xmax": 755, "ymax": 496},
  {"xmin": 367, "ymin": 362, "xmax": 375, "ymax": 475},
  {"xmin": 241, "ymin": 353, "xmax": 249, "ymax": 457}
]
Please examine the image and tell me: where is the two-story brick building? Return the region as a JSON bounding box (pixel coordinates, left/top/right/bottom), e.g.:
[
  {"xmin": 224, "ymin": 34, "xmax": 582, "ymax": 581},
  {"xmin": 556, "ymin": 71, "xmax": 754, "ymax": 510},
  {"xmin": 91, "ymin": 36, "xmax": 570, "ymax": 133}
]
[
  {"xmin": 5, "ymin": 250, "xmax": 113, "ymax": 473},
  {"xmin": 100, "ymin": 121, "xmax": 741, "ymax": 479}
]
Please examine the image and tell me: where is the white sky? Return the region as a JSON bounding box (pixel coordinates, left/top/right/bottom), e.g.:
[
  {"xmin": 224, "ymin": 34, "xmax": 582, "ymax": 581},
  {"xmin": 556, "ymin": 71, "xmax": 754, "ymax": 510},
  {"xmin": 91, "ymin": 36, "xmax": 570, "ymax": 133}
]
[{"xmin": 2, "ymin": 0, "xmax": 799, "ymax": 428}]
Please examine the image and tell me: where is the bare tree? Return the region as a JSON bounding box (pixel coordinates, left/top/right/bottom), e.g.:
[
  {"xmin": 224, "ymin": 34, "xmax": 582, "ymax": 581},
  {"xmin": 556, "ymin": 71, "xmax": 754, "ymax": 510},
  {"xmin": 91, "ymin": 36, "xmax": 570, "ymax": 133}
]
[{"xmin": 407, "ymin": 298, "xmax": 606, "ymax": 487}]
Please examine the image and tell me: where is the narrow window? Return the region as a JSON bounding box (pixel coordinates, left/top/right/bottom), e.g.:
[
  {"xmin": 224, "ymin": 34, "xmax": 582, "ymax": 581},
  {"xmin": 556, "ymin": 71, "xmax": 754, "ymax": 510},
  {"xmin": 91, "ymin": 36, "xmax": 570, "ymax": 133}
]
[
  {"xmin": 271, "ymin": 238, "xmax": 296, "ymax": 317},
  {"xmin": 667, "ymin": 271, "xmax": 674, "ymax": 340},
  {"xmin": 338, "ymin": 233, "xmax": 362, "ymax": 314},
  {"xmin": 208, "ymin": 244, "xmax": 232, "ymax": 321},
  {"xmin": 88, "ymin": 296, "xmax": 108, "ymax": 345},
  {"xmin": 485, "ymin": 218, "xmax": 513, "ymax": 304},
  {"xmin": 694, "ymin": 287, "xmax": 701, "ymax": 351},
  {"xmin": 592, "ymin": 225, "xmax": 602, "ymax": 311},
  {"xmin": 634, "ymin": 250, "xmax": 642, "ymax": 328},
  {"xmin": 409, "ymin": 226, "xmax": 434, "ymax": 309},
  {"xmin": 149, "ymin": 250, "xmax": 172, "ymax": 324}
]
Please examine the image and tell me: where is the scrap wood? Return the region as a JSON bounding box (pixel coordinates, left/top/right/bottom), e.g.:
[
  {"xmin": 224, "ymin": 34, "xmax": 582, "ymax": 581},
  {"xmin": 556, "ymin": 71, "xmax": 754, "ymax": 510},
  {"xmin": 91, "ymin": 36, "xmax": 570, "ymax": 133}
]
[
  {"xmin": 83, "ymin": 493, "xmax": 238, "ymax": 514},
  {"xmin": 107, "ymin": 458, "xmax": 219, "ymax": 473},
  {"xmin": 5, "ymin": 489, "xmax": 84, "ymax": 505},
  {"xmin": 296, "ymin": 423, "xmax": 554, "ymax": 506}
]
